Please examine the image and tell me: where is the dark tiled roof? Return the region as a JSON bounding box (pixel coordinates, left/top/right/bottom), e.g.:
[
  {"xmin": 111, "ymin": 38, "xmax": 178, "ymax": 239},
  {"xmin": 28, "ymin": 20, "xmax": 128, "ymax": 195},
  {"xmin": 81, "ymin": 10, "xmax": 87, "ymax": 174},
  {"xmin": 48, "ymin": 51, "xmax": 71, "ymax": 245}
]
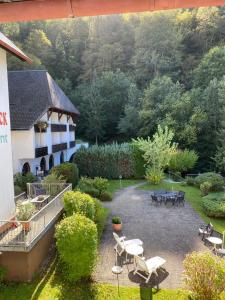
[{"xmin": 8, "ymin": 70, "xmax": 79, "ymax": 130}]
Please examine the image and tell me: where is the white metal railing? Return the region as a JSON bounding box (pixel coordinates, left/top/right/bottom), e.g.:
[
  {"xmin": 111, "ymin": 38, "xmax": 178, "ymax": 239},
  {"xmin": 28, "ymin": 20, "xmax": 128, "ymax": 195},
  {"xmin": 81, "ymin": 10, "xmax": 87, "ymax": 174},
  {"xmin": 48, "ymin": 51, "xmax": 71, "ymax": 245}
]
[{"xmin": 0, "ymin": 183, "xmax": 72, "ymax": 251}]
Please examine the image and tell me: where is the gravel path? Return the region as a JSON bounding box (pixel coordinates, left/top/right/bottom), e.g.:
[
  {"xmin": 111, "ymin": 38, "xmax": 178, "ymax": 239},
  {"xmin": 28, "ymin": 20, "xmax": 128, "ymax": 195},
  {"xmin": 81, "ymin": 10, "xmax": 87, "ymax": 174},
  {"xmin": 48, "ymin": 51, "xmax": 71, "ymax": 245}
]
[{"xmin": 94, "ymin": 183, "xmax": 208, "ymax": 289}]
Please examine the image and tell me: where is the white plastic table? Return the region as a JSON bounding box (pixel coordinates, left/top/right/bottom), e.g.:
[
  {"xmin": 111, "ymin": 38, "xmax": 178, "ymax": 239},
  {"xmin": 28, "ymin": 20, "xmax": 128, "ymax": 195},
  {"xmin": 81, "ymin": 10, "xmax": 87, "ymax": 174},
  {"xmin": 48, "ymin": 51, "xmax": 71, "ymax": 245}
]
[
  {"xmin": 206, "ymin": 237, "xmax": 223, "ymax": 251},
  {"xmin": 125, "ymin": 244, "xmax": 144, "ymax": 263}
]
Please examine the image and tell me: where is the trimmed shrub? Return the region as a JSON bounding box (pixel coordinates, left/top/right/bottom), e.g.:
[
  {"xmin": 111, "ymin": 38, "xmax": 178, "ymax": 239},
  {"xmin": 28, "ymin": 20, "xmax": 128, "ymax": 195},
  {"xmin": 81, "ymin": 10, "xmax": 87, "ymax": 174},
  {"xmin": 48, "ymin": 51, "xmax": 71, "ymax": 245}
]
[
  {"xmin": 77, "ymin": 177, "xmax": 109, "ymax": 199},
  {"xmin": 93, "ymin": 198, "xmax": 108, "ymax": 239},
  {"xmin": 183, "ymin": 251, "xmax": 225, "ymax": 300},
  {"xmin": 74, "ymin": 143, "xmax": 135, "ymax": 179},
  {"xmin": 195, "ymin": 172, "xmax": 224, "ymax": 192},
  {"xmin": 145, "ymin": 168, "xmax": 164, "ymax": 185},
  {"xmin": 99, "ymin": 191, "xmax": 112, "ymax": 202},
  {"xmin": 14, "ymin": 172, "xmax": 36, "ymax": 192},
  {"xmin": 169, "ymin": 150, "xmax": 198, "ymax": 174},
  {"xmin": 51, "ymin": 163, "xmax": 79, "ymax": 188},
  {"xmin": 55, "ymin": 214, "xmax": 98, "ymax": 282},
  {"xmin": 63, "ymin": 191, "xmax": 95, "ymax": 220},
  {"xmin": 202, "ymin": 196, "xmax": 225, "ymax": 218},
  {"xmin": 200, "ymin": 181, "xmax": 212, "ymax": 196}
]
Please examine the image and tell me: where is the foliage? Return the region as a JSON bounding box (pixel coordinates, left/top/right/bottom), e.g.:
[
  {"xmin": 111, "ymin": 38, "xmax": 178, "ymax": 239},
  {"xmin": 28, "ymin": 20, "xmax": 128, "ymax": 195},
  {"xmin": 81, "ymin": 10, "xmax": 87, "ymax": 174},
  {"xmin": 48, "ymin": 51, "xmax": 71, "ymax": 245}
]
[
  {"xmin": 145, "ymin": 167, "xmax": 165, "ymax": 185},
  {"xmin": 16, "ymin": 202, "xmax": 36, "ymax": 221},
  {"xmin": 185, "ymin": 176, "xmax": 195, "ymax": 186},
  {"xmin": 130, "ymin": 143, "xmax": 146, "ymax": 178},
  {"xmin": 0, "ymin": 266, "xmax": 7, "ymax": 282},
  {"xmin": 55, "ymin": 214, "xmax": 98, "ymax": 282},
  {"xmin": 202, "ymin": 194, "xmax": 225, "ymax": 217},
  {"xmin": 112, "ymin": 216, "xmax": 122, "ymax": 224},
  {"xmin": 195, "ymin": 172, "xmax": 224, "ymax": 192},
  {"xmin": 63, "ymin": 191, "xmax": 95, "ymax": 220},
  {"xmin": 169, "ymin": 150, "xmax": 198, "ymax": 174},
  {"xmin": 200, "ymin": 181, "xmax": 212, "ymax": 196},
  {"xmin": 42, "ymin": 173, "xmax": 66, "ymax": 196},
  {"xmin": 4, "ymin": 10, "xmax": 225, "ymax": 170},
  {"xmin": 14, "ymin": 185, "xmax": 22, "ymax": 196},
  {"xmin": 133, "ymin": 125, "xmax": 177, "ymax": 170},
  {"xmin": 14, "ymin": 172, "xmax": 36, "ymax": 192},
  {"xmin": 183, "ymin": 251, "xmax": 225, "ymax": 300},
  {"xmin": 51, "ymin": 163, "xmax": 79, "ymax": 188},
  {"xmin": 77, "ymin": 177, "xmax": 109, "ymax": 200},
  {"xmin": 74, "ymin": 144, "xmax": 135, "ymax": 179},
  {"xmin": 93, "ymin": 198, "xmax": 108, "ymax": 239},
  {"xmin": 99, "ymin": 191, "xmax": 112, "ymax": 202}
]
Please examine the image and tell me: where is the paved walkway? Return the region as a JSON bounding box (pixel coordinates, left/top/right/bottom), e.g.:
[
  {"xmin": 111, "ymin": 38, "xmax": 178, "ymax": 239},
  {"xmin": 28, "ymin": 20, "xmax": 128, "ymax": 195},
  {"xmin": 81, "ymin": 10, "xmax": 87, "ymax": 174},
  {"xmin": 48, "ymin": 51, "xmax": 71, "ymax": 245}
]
[{"xmin": 94, "ymin": 183, "xmax": 208, "ymax": 289}]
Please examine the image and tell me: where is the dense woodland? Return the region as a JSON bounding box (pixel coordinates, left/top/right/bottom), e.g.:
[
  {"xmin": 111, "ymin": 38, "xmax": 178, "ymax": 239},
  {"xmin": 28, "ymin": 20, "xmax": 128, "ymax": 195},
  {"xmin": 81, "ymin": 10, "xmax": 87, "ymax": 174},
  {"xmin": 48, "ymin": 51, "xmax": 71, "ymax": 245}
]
[{"xmin": 2, "ymin": 7, "xmax": 225, "ymax": 171}]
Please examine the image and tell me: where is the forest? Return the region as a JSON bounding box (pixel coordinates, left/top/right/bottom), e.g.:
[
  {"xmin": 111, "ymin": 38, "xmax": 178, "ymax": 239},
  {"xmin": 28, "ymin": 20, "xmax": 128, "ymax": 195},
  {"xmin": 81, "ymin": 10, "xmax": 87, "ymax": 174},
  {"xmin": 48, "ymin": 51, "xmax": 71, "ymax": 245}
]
[{"xmin": 1, "ymin": 7, "xmax": 225, "ymax": 172}]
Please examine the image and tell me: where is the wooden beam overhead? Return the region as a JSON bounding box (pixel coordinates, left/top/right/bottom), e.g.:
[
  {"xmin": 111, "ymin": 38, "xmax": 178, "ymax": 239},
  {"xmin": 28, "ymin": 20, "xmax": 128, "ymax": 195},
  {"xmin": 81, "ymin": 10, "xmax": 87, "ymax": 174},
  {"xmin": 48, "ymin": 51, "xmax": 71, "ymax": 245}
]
[{"xmin": 0, "ymin": 0, "xmax": 225, "ymax": 23}]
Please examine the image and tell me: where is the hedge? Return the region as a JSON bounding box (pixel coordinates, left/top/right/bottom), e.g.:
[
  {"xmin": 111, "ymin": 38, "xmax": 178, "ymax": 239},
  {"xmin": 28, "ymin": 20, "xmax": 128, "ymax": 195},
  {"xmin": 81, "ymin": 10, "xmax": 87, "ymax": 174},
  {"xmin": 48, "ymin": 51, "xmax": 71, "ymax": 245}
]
[
  {"xmin": 74, "ymin": 143, "xmax": 145, "ymax": 179},
  {"xmin": 195, "ymin": 172, "xmax": 224, "ymax": 192},
  {"xmin": 202, "ymin": 193, "xmax": 225, "ymax": 217}
]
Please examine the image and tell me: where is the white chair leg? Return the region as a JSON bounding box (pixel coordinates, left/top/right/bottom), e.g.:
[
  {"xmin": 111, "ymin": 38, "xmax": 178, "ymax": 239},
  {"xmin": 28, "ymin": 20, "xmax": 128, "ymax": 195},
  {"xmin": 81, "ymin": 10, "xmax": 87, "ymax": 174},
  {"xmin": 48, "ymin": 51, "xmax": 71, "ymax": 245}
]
[{"xmin": 146, "ymin": 272, "xmax": 152, "ymax": 283}]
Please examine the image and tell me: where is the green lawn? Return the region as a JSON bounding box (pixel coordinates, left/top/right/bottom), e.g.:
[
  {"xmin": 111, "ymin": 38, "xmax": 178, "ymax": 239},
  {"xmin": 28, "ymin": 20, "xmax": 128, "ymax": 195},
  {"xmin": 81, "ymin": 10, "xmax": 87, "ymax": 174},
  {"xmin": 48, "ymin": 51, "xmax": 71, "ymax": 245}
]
[
  {"xmin": 139, "ymin": 181, "xmax": 225, "ymax": 233},
  {"xmin": 0, "ymin": 257, "xmax": 188, "ymax": 300},
  {"xmin": 107, "ymin": 179, "xmax": 144, "ymax": 196}
]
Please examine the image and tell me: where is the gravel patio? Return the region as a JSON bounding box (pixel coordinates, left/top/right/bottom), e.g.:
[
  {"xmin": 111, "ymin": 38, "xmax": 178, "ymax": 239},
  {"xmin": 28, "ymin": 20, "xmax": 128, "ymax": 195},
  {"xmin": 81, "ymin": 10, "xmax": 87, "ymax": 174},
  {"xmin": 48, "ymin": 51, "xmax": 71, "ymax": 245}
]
[{"xmin": 94, "ymin": 183, "xmax": 208, "ymax": 289}]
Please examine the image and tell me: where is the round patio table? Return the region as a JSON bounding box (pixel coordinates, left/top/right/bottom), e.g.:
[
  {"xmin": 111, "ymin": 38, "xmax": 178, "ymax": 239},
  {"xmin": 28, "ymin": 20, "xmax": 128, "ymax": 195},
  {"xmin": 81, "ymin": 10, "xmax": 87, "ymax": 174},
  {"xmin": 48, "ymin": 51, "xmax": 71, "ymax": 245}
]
[
  {"xmin": 206, "ymin": 237, "xmax": 223, "ymax": 252},
  {"xmin": 125, "ymin": 244, "xmax": 144, "ymax": 263}
]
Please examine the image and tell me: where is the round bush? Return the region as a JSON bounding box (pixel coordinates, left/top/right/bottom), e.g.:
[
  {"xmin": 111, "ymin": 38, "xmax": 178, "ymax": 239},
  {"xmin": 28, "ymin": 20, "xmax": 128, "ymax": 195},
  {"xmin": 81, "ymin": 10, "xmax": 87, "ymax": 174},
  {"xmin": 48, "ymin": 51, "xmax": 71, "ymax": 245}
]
[
  {"xmin": 183, "ymin": 251, "xmax": 225, "ymax": 300},
  {"xmin": 55, "ymin": 214, "xmax": 98, "ymax": 282},
  {"xmin": 202, "ymin": 196, "xmax": 225, "ymax": 217},
  {"xmin": 195, "ymin": 172, "xmax": 224, "ymax": 192},
  {"xmin": 63, "ymin": 191, "xmax": 95, "ymax": 220},
  {"xmin": 200, "ymin": 181, "xmax": 212, "ymax": 196},
  {"xmin": 100, "ymin": 191, "xmax": 112, "ymax": 202}
]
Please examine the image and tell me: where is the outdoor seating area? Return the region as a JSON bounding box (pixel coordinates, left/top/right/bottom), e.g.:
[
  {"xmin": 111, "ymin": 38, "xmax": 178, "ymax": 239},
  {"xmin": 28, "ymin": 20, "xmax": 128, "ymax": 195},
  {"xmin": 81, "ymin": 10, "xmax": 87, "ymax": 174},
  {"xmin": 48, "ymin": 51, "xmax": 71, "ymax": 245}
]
[
  {"xmin": 113, "ymin": 232, "xmax": 167, "ymax": 284},
  {"xmin": 151, "ymin": 190, "xmax": 185, "ymax": 206},
  {"xmin": 95, "ymin": 184, "xmax": 208, "ymax": 288}
]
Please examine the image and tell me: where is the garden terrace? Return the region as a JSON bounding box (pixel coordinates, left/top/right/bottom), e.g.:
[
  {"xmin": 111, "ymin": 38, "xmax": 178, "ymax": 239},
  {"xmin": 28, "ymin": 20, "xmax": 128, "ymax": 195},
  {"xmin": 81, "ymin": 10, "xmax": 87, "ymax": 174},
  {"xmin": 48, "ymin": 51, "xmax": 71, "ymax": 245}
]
[{"xmin": 0, "ymin": 183, "xmax": 71, "ymax": 252}]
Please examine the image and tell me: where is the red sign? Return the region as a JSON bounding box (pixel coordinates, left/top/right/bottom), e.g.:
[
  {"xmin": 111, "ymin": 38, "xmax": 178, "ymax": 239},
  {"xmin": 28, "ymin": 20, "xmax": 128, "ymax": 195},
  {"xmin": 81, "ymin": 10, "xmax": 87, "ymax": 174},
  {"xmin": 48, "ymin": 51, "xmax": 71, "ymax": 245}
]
[{"xmin": 0, "ymin": 112, "xmax": 8, "ymax": 126}]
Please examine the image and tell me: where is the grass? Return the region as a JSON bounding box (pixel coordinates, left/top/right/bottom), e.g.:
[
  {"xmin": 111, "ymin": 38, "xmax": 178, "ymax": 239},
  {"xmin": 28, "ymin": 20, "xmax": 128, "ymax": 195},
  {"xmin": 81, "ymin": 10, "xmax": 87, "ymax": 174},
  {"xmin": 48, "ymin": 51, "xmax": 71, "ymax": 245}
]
[
  {"xmin": 0, "ymin": 257, "xmax": 188, "ymax": 300},
  {"xmin": 107, "ymin": 179, "xmax": 144, "ymax": 196},
  {"xmin": 139, "ymin": 181, "xmax": 225, "ymax": 233}
]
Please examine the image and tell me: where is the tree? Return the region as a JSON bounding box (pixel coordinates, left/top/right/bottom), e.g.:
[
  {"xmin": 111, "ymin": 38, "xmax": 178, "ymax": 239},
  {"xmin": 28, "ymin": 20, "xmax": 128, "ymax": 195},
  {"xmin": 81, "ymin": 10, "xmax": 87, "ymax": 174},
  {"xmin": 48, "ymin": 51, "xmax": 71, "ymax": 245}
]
[{"xmin": 194, "ymin": 46, "xmax": 225, "ymax": 89}]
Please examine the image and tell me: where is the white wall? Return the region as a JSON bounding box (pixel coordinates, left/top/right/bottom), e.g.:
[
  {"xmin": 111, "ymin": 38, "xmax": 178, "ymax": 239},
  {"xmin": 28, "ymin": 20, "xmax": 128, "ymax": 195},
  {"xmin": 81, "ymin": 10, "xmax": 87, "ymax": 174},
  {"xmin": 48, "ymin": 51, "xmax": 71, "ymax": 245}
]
[
  {"xmin": 0, "ymin": 49, "xmax": 15, "ymax": 220},
  {"xmin": 11, "ymin": 129, "xmax": 35, "ymax": 174}
]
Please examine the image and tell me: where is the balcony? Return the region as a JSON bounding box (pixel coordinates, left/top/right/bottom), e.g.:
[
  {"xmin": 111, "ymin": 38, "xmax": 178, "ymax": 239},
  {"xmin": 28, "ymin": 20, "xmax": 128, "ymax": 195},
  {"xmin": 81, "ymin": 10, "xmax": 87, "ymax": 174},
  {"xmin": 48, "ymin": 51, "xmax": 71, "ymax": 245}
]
[
  {"xmin": 52, "ymin": 142, "xmax": 67, "ymax": 153},
  {"xmin": 51, "ymin": 124, "xmax": 67, "ymax": 132},
  {"xmin": 0, "ymin": 183, "xmax": 72, "ymax": 251},
  {"xmin": 69, "ymin": 141, "xmax": 76, "ymax": 148},
  {"xmin": 35, "ymin": 146, "xmax": 48, "ymax": 158}
]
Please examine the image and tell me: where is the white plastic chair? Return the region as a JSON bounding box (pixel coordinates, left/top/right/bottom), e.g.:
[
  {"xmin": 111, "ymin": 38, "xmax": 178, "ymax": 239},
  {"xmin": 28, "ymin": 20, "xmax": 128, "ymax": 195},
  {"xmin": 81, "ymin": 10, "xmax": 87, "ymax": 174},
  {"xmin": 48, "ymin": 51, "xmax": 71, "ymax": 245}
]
[
  {"xmin": 113, "ymin": 232, "xmax": 143, "ymax": 256},
  {"xmin": 133, "ymin": 255, "xmax": 166, "ymax": 283},
  {"xmin": 217, "ymin": 231, "xmax": 225, "ymax": 256}
]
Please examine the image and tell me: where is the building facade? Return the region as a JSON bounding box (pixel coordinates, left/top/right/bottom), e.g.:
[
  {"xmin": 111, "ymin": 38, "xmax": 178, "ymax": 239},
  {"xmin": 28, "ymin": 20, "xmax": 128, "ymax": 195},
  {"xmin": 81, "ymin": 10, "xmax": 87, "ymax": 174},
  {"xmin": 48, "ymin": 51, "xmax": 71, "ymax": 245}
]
[{"xmin": 8, "ymin": 70, "xmax": 80, "ymax": 175}]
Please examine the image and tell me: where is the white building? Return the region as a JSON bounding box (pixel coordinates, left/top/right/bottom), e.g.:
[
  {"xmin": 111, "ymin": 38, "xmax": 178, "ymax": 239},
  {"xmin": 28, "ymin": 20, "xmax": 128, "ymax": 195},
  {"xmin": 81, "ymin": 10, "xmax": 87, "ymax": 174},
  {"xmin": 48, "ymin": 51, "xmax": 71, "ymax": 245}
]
[
  {"xmin": 0, "ymin": 32, "xmax": 31, "ymax": 220},
  {"xmin": 8, "ymin": 70, "xmax": 80, "ymax": 175}
]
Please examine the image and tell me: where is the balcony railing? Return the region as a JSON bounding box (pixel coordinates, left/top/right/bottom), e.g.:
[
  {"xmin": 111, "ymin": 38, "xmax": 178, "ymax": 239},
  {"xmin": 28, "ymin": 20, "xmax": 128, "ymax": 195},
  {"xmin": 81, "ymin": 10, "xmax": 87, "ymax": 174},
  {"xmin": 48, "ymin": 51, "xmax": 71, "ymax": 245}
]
[
  {"xmin": 69, "ymin": 141, "xmax": 76, "ymax": 148},
  {"xmin": 51, "ymin": 124, "xmax": 67, "ymax": 132},
  {"xmin": 0, "ymin": 183, "xmax": 72, "ymax": 251},
  {"xmin": 35, "ymin": 146, "xmax": 48, "ymax": 158},
  {"xmin": 52, "ymin": 143, "xmax": 67, "ymax": 153}
]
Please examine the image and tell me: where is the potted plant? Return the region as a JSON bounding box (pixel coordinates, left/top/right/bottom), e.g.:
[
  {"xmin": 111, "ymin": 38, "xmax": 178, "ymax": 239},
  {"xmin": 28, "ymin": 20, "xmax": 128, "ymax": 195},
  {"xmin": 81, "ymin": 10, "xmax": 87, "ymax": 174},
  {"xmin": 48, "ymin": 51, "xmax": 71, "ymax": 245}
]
[
  {"xmin": 112, "ymin": 216, "xmax": 122, "ymax": 232},
  {"xmin": 16, "ymin": 202, "xmax": 36, "ymax": 231}
]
